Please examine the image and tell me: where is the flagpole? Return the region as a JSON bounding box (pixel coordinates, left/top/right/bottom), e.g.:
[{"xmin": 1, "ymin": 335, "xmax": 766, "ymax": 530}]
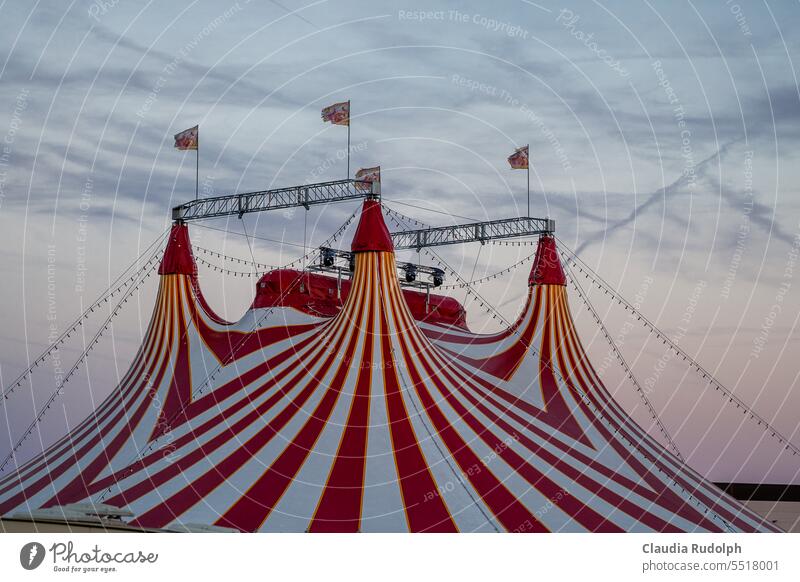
[
  {"xmin": 195, "ymin": 145, "xmax": 199, "ymax": 201},
  {"xmin": 346, "ymin": 100, "xmax": 351, "ymax": 179},
  {"xmin": 526, "ymin": 144, "xmax": 530, "ymax": 217}
]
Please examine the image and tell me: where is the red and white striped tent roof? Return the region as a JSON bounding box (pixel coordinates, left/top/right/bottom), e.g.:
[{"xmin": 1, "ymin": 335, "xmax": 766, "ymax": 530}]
[{"xmin": 0, "ymin": 201, "xmax": 779, "ymax": 532}]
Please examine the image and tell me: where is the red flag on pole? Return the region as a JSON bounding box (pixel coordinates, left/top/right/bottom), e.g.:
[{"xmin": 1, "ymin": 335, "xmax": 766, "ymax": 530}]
[
  {"xmin": 321, "ymin": 101, "xmax": 350, "ymax": 126},
  {"xmin": 174, "ymin": 126, "xmax": 198, "ymax": 150},
  {"xmin": 507, "ymin": 145, "xmax": 528, "ymax": 169},
  {"xmin": 355, "ymin": 166, "xmax": 380, "ymax": 190}
]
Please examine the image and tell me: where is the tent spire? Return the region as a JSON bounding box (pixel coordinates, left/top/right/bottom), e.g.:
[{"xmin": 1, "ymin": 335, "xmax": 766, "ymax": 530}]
[
  {"xmin": 159, "ymin": 221, "xmax": 196, "ymax": 275},
  {"xmin": 528, "ymin": 234, "xmax": 566, "ymax": 286},
  {"xmin": 350, "ymin": 199, "xmax": 393, "ymax": 253}
]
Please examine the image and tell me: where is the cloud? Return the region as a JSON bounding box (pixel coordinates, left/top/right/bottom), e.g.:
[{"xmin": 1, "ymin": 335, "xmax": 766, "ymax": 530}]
[{"xmin": 573, "ymin": 140, "xmax": 740, "ymax": 255}]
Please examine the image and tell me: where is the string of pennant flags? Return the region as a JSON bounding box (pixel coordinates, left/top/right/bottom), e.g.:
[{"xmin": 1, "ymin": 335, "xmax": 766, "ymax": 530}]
[
  {"xmin": 2, "ymin": 116, "xmax": 764, "ymax": 529},
  {"xmin": 555, "ymin": 240, "xmax": 800, "ymax": 458},
  {"xmin": 381, "ymin": 203, "xmax": 738, "ymax": 529},
  {"xmin": 188, "ymin": 195, "xmax": 796, "ymax": 471},
  {"xmin": 382, "ymin": 205, "xmax": 509, "ymax": 320},
  {"xmin": 1, "ymin": 214, "xmax": 364, "ymax": 473},
  {"xmin": 437, "ymin": 252, "xmax": 537, "ymax": 290},
  {"xmin": 398, "ymin": 194, "xmax": 796, "ymax": 483},
  {"xmin": 192, "ymin": 211, "xmax": 538, "ymax": 288},
  {"xmin": 193, "ymin": 246, "xmax": 280, "ymax": 271},
  {"xmin": 100, "ymin": 208, "xmax": 359, "ymax": 500},
  {"xmin": 0, "ymin": 231, "xmax": 169, "ymax": 407},
  {"xmin": 195, "ymin": 255, "xmax": 265, "ymax": 278},
  {"xmin": 186, "ymin": 209, "xmax": 357, "ymax": 403},
  {"xmin": 0, "ymin": 259, "xmax": 161, "ymax": 472},
  {"xmin": 562, "ymin": 260, "xmax": 684, "ymax": 461},
  {"xmin": 191, "ymin": 211, "xmax": 359, "ymax": 279},
  {"xmin": 168, "ymin": 131, "xmax": 745, "ymax": 527}
]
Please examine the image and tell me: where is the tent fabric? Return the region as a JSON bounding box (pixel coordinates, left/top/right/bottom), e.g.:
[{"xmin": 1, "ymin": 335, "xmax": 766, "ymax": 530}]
[{"xmin": 0, "ymin": 203, "xmax": 779, "ymax": 532}]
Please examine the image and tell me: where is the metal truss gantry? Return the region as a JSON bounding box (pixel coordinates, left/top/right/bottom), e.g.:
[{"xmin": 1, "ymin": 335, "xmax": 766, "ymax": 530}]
[
  {"xmin": 172, "ymin": 179, "xmax": 379, "ymax": 222},
  {"xmin": 391, "ymin": 217, "xmax": 554, "ymax": 251},
  {"xmin": 172, "ymin": 180, "xmax": 554, "ymax": 251}
]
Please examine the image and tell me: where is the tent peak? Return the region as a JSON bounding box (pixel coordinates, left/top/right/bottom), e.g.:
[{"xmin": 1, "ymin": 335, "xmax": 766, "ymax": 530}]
[
  {"xmin": 351, "ymin": 199, "xmax": 394, "ymax": 253},
  {"xmin": 529, "ymin": 235, "xmax": 566, "ymax": 286},
  {"xmin": 159, "ymin": 222, "xmax": 196, "ymax": 275}
]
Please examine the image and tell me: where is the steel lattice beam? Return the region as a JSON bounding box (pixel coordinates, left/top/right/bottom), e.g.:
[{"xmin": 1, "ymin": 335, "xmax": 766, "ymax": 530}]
[
  {"xmin": 391, "ymin": 217, "xmax": 554, "ymax": 250},
  {"xmin": 172, "ymin": 179, "xmax": 379, "ymax": 222},
  {"xmin": 172, "ymin": 179, "xmax": 553, "ymax": 250}
]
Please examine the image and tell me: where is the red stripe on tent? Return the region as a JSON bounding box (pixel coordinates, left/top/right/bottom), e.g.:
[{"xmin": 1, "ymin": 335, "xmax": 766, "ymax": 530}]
[
  {"xmin": 553, "ymin": 287, "xmax": 766, "ymax": 529},
  {"xmin": 549, "ymin": 287, "xmax": 723, "ymax": 530},
  {"xmin": 419, "ymin": 293, "xmax": 531, "ymax": 345},
  {"xmin": 0, "ymin": 279, "xmax": 172, "ymax": 496},
  {"xmin": 0, "ymin": 277, "xmax": 177, "ymax": 514},
  {"xmin": 120, "ymin": 271, "xmax": 370, "ymax": 526},
  {"xmin": 551, "ymin": 288, "xmax": 741, "ymax": 531},
  {"xmin": 434, "ymin": 288, "xmax": 588, "ymax": 447},
  {"xmin": 374, "ymin": 259, "xmax": 457, "ymax": 532},
  {"xmin": 126, "ymin": 261, "xmax": 373, "ymax": 528},
  {"xmin": 436, "ymin": 301, "xmax": 538, "ymax": 381},
  {"xmin": 444, "ymin": 356, "xmax": 669, "ymax": 505},
  {"xmin": 104, "ymin": 329, "xmax": 338, "ymax": 508},
  {"xmin": 93, "ymin": 291, "xmax": 353, "ymax": 504},
  {"xmin": 421, "ymin": 332, "xmax": 676, "ymax": 531},
  {"xmin": 394, "ymin": 290, "xmax": 624, "ymax": 532},
  {"xmin": 42, "ymin": 279, "xmax": 183, "ymax": 508},
  {"xmin": 150, "ymin": 278, "xmax": 194, "ymax": 439},
  {"xmin": 386, "ymin": 278, "xmax": 545, "ymax": 532},
  {"xmin": 213, "ymin": 260, "xmax": 374, "ymax": 532},
  {"xmin": 307, "ymin": 271, "xmax": 375, "ymax": 532}
]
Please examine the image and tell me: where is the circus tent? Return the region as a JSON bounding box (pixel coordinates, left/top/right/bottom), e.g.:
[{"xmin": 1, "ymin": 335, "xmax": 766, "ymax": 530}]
[{"xmin": 0, "ymin": 200, "xmax": 780, "ymax": 532}]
